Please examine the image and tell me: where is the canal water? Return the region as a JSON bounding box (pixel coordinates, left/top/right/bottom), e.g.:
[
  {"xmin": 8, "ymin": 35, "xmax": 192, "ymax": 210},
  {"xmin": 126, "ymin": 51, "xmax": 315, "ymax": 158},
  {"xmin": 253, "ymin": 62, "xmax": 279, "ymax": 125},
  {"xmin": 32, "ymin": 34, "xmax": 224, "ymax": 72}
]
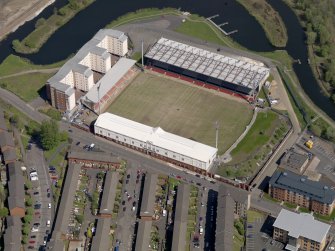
[{"xmin": 0, "ymin": 0, "xmax": 333, "ymax": 120}]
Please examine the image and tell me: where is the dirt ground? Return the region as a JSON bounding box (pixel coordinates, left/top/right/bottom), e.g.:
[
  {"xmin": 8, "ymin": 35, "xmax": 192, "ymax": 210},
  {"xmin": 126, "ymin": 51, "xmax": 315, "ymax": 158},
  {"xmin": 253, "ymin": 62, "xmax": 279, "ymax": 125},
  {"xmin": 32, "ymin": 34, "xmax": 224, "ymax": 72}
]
[{"xmin": 0, "ymin": 0, "xmax": 54, "ymax": 40}]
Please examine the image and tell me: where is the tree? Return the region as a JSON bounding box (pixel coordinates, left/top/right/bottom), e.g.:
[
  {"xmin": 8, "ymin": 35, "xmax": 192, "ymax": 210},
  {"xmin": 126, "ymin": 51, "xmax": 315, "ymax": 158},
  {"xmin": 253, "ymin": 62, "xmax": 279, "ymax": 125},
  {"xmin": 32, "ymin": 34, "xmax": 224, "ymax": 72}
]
[
  {"xmin": 75, "ymin": 214, "xmax": 84, "ymax": 224},
  {"xmin": 234, "ymin": 219, "xmax": 245, "ymax": 236},
  {"xmin": 58, "ymin": 8, "xmax": 67, "ymax": 16},
  {"xmin": 35, "ymin": 18, "xmax": 46, "ymax": 29},
  {"xmin": 25, "ymin": 180, "xmax": 32, "ymax": 190},
  {"xmin": 0, "ymin": 207, "xmax": 9, "ymax": 218},
  {"xmin": 22, "ymin": 224, "xmax": 30, "ymax": 235},
  {"xmin": 10, "ymin": 114, "xmax": 22, "ymax": 128},
  {"xmin": 306, "ymin": 31, "xmax": 317, "ymax": 45},
  {"xmin": 25, "ymin": 197, "xmax": 33, "ymax": 207},
  {"xmin": 325, "ymin": 127, "xmax": 335, "ymax": 141},
  {"xmin": 26, "ymin": 207, "xmax": 34, "ymax": 216},
  {"xmin": 40, "ymin": 120, "xmax": 60, "ymax": 150},
  {"xmin": 309, "ymin": 124, "xmax": 322, "ymax": 137},
  {"xmin": 87, "ymin": 227, "xmax": 92, "ymax": 238},
  {"xmin": 23, "ymin": 214, "xmax": 33, "ymax": 223}
]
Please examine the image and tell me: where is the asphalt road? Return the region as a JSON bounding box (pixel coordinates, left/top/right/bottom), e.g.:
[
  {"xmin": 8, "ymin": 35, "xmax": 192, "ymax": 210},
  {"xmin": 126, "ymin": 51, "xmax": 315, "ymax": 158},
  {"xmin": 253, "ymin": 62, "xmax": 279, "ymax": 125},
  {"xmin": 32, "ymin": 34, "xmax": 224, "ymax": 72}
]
[{"xmin": 26, "ymin": 143, "xmax": 52, "ymax": 249}]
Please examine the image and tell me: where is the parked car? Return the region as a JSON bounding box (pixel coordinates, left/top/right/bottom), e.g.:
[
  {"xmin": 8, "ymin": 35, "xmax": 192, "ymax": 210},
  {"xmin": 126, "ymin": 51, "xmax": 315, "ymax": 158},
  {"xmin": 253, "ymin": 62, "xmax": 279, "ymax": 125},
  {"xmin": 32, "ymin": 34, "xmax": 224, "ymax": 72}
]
[
  {"xmin": 34, "ymin": 204, "xmax": 41, "ymax": 209},
  {"xmin": 48, "ymin": 203, "xmax": 51, "ymax": 209},
  {"xmin": 33, "ymin": 192, "xmax": 39, "ymax": 195}
]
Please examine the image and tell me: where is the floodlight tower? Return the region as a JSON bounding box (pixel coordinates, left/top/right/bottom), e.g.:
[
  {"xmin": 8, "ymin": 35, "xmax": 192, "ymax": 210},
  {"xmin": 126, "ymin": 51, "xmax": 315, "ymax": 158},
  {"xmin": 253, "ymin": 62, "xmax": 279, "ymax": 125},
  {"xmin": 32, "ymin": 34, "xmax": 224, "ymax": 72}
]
[
  {"xmin": 215, "ymin": 121, "xmax": 219, "ymax": 149},
  {"xmin": 141, "ymin": 40, "xmax": 144, "ymax": 68}
]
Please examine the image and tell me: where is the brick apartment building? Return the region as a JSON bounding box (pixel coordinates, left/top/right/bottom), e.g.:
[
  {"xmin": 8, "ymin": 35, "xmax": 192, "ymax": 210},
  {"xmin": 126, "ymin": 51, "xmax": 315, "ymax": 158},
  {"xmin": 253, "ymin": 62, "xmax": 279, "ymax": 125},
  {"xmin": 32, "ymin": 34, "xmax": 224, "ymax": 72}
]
[
  {"xmin": 273, "ymin": 209, "xmax": 330, "ymax": 251},
  {"xmin": 269, "ymin": 170, "xmax": 335, "ymax": 215}
]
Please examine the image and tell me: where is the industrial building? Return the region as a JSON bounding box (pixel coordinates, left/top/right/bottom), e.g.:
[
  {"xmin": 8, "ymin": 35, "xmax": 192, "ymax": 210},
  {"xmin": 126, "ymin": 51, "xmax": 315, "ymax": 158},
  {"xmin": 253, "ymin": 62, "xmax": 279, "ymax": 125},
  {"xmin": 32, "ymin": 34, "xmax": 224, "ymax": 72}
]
[
  {"xmin": 144, "ymin": 38, "xmax": 270, "ymax": 96},
  {"xmin": 46, "ymin": 29, "xmax": 129, "ymax": 113},
  {"xmin": 273, "ymin": 209, "xmax": 330, "ymax": 251},
  {"xmin": 269, "ymin": 170, "xmax": 335, "ymax": 215},
  {"xmin": 94, "ymin": 113, "xmax": 218, "ymax": 171}
]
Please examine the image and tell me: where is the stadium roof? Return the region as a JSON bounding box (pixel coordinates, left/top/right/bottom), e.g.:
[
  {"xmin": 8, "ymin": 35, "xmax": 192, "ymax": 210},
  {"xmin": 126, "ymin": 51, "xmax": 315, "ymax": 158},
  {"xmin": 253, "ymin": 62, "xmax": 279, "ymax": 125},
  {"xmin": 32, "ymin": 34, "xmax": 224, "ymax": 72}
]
[
  {"xmin": 95, "ymin": 113, "xmax": 218, "ymax": 165},
  {"xmin": 269, "ymin": 170, "xmax": 335, "ymax": 204},
  {"xmin": 83, "ymin": 58, "xmax": 136, "ymax": 103},
  {"xmin": 145, "ymin": 38, "xmax": 270, "ymax": 90},
  {"xmin": 273, "ymin": 209, "xmax": 330, "ymax": 243}
]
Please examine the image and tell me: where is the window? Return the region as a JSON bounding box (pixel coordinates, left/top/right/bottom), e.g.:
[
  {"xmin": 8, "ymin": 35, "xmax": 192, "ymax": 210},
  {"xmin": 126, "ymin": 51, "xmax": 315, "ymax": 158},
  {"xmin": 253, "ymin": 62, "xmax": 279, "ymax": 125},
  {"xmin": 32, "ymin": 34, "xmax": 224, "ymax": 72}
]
[
  {"xmin": 124, "ymin": 138, "xmax": 126, "ymax": 142},
  {"xmin": 173, "ymin": 155, "xmax": 176, "ymax": 158},
  {"xmin": 165, "ymin": 152, "xmax": 168, "ymax": 156},
  {"xmin": 116, "ymin": 136, "xmax": 119, "ymax": 139},
  {"xmin": 181, "ymin": 158, "xmax": 184, "ymax": 161},
  {"xmin": 108, "ymin": 133, "xmax": 110, "ymax": 136},
  {"xmin": 132, "ymin": 141, "xmax": 134, "ymax": 144},
  {"xmin": 140, "ymin": 144, "xmax": 142, "ymax": 147}
]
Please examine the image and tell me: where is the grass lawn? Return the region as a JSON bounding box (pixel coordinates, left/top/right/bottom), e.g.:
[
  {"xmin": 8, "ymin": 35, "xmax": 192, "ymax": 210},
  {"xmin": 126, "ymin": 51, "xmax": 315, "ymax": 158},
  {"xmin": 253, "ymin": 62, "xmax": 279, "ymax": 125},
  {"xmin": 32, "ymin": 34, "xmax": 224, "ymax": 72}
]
[
  {"xmin": 283, "ymin": 201, "xmax": 297, "ymax": 209},
  {"xmin": 106, "ymin": 8, "xmax": 179, "ymax": 28},
  {"xmin": 107, "ymin": 72, "xmax": 252, "ymax": 154},
  {"xmin": 0, "ymin": 72, "xmax": 53, "ymax": 102},
  {"xmin": 174, "ymin": 15, "xmax": 243, "ymax": 50},
  {"xmin": 236, "ymin": 0, "xmax": 288, "ymax": 47},
  {"xmin": 0, "ymin": 55, "xmax": 64, "ymax": 77},
  {"xmin": 233, "ymin": 227, "xmax": 245, "ymax": 251},
  {"xmin": 231, "ymin": 111, "xmax": 278, "ymax": 157}
]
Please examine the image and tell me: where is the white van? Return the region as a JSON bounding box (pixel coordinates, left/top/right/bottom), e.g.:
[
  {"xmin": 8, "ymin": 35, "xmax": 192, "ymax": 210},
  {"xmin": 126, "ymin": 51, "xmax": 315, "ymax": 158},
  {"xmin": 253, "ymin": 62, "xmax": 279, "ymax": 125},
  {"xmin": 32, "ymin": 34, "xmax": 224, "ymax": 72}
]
[
  {"xmin": 199, "ymin": 226, "xmax": 203, "ymax": 235},
  {"xmin": 46, "ymin": 220, "xmax": 51, "ymax": 227}
]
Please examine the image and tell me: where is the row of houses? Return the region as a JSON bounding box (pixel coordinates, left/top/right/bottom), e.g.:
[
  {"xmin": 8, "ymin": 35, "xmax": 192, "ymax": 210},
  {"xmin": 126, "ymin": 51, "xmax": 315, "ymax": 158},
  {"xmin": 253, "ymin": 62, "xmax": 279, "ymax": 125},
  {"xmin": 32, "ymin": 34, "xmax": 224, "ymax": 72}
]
[{"xmin": 0, "ymin": 110, "xmax": 25, "ymax": 251}]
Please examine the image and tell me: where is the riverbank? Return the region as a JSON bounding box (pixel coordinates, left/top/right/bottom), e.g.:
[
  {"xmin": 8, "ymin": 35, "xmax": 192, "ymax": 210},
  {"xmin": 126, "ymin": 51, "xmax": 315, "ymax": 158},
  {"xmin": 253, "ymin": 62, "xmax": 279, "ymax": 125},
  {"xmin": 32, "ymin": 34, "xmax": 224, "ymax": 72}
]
[
  {"xmin": 283, "ymin": 0, "xmax": 335, "ymax": 99},
  {"xmin": 0, "ymin": 0, "xmax": 55, "ymax": 41},
  {"xmin": 12, "ymin": 0, "xmax": 95, "ymax": 54},
  {"xmin": 236, "ymin": 0, "xmax": 288, "ymax": 48}
]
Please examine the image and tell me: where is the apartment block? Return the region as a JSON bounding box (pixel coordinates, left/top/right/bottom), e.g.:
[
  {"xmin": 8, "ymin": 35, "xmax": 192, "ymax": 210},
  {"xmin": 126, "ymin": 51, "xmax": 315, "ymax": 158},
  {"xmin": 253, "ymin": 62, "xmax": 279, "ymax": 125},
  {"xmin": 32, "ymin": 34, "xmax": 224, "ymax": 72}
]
[
  {"xmin": 46, "ymin": 29, "xmax": 128, "ymax": 113},
  {"xmin": 273, "ymin": 209, "xmax": 330, "ymax": 251},
  {"xmin": 269, "ymin": 170, "xmax": 335, "ymax": 215}
]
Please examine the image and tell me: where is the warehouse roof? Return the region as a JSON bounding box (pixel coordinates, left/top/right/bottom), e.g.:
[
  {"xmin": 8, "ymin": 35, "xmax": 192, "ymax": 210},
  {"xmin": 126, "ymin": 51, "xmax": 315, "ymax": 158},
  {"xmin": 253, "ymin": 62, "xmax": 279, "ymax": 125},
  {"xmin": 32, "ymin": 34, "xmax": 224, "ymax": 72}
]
[
  {"xmin": 135, "ymin": 220, "xmax": 152, "ymax": 251},
  {"xmin": 172, "ymin": 184, "xmax": 190, "ymax": 251},
  {"xmin": 269, "ymin": 170, "xmax": 335, "ymax": 204},
  {"xmin": 90, "ymin": 218, "xmax": 111, "ymax": 251},
  {"xmin": 216, "ymin": 191, "xmax": 234, "ymax": 251},
  {"xmin": 273, "ymin": 209, "xmax": 330, "ymax": 243},
  {"xmin": 0, "ymin": 131, "xmax": 15, "ymax": 149},
  {"xmin": 145, "ymin": 38, "xmax": 270, "ymax": 90},
  {"xmin": 83, "ymin": 58, "xmax": 136, "ymax": 103},
  {"xmin": 4, "ymin": 216, "xmax": 22, "ymax": 251},
  {"xmin": 99, "ymin": 172, "xmax": 119, "ymax": 215},
  {"xmin": 68, "ymin": 150, "xmax": 120, "ymax": 164},
  {"xmin": 140, "ymin": 173, "xmax": 157, "ymax": 218},
  {"xmin": 95, "ymin": 113, "xmax": 218, "ymax": 165}
]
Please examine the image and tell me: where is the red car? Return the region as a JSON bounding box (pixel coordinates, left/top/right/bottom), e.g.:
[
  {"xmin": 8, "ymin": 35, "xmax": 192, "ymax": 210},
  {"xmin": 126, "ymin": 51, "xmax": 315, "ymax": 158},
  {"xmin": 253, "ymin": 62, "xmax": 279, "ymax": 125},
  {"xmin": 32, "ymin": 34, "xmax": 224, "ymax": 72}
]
[
  {"xmin": 29, "ymin": 240, "xmax": 36, "ymax": 244},
  {"xmin": 176, "ymin": 176, "xmax": 181, "ymax": 179},
  {"xmin": 34, "ymin": 212, "xmax": 40, "ymax": 216}
]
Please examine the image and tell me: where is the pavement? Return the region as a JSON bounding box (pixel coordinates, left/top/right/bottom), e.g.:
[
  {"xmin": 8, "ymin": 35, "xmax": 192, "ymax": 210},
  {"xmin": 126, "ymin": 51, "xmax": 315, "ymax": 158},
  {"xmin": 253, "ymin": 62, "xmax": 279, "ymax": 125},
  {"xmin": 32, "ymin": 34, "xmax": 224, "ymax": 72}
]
[{"xmin": 26, "ymin": 143, "xmax": 52, "ymax": 250}]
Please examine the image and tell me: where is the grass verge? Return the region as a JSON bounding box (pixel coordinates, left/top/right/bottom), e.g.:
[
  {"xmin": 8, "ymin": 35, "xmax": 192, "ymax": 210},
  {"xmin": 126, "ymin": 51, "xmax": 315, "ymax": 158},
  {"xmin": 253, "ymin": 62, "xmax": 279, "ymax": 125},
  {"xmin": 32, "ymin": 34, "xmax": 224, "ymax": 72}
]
[
  {"xmin": 236, "ymin": 0, "xmax": 288, "ymax": 47},
  {"xmin": 0, "ymin": 55, "xmax": 64, "ymax": 77},
  {"xmin": 12, "ymin": 0, "xmax": 95, "ymax": 54},
  {"xmin": 0, "ymin": 72, "xmax": 53, "ymax": 102}
]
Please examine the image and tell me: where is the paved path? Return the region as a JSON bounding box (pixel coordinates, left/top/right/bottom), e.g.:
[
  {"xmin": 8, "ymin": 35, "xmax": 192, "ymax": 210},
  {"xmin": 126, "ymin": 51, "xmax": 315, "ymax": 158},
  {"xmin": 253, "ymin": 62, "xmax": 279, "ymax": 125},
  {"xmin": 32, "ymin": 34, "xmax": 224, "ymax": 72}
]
[
  {"xmin": 0, "ymin": 86, "xmax": 48, "ymax": 123},
  {"xmin": 0, "ymin": 68, "xmax": 59, "ymax": 80}
]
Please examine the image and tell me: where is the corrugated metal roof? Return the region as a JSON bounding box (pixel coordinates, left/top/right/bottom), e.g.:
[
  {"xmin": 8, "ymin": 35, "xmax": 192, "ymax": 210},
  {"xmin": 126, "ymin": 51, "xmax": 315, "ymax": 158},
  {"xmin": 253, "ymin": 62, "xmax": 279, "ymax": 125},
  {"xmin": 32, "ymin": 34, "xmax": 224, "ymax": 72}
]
[
  {"xmin": 273, "ymin": 209, "xmax": 330, "ymax": 243},
  {"xmin": 95, "ymin": 113, "xmax": 218, "ymax": 164},
  {"xmin": 145, "ymin": 38, "xmax": 270, "ymax": 90}
]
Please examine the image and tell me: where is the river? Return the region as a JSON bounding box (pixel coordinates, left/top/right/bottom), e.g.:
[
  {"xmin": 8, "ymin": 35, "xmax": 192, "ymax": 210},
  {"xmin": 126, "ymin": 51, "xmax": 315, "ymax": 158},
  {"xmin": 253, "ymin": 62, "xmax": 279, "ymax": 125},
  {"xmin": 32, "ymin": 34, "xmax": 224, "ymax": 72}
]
[{"xmin": 0, "ymin": 0, "xmax": 333, "ymax": 120}]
